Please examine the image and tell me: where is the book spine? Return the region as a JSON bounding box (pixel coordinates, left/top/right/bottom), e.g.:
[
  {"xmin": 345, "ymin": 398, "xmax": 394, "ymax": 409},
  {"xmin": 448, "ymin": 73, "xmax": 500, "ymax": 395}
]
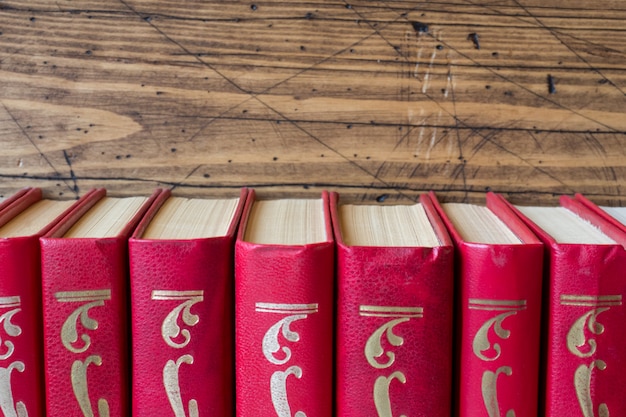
[
  {"xmin": 429, "ymin": 193, "xmax": 543, "ymax": 417},
  {"xmin": 129, "ymin": 237, "xmax": 235, "ymax": 416},
  {"xmin": 40, "ymin": 236, "xmax": 131, "ymax": 417},
  {"xmin": 543, "ymin": 244, "xmax": 626, "ymax": 416},
  {"xmin": 456, "ymin": 243, "xmax": 543, "ymax": 417},
  {"xmin": 234, "ymin": 192, "xmax": 334, "ymax": 417},
  {"xmin": 0, "ymin": 235, "xmax": 46, "ymax": 417},
  {"xmin": 335, "ymin": 243, "xmax": 454, "ymax": 417}
]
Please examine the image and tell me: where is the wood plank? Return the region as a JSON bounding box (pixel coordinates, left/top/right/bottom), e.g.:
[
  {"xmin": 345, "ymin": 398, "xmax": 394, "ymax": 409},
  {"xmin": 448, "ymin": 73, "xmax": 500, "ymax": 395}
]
[{"xmin": 1, "ymin": 0, "xmax": 625, "ymax": 205}]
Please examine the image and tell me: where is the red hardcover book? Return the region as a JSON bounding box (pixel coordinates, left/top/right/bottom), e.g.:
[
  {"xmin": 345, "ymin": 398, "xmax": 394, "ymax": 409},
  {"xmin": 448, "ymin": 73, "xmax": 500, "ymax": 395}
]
[
  {"xmin": 40, "ymin": 188, "xmax": 161, "ymax": 417},
  {"xmin": 499, "ymin": 193, "xmax": 626, "ymax": 417},
  {"xmin": 573, "ymin": 193, "xmax": 626, "ymax": 234},
  {"xmin": 235, "ymin": 190, "xmax": 334, "ymax": 417},
  {"xmin": 129, "ymin": 189, "xmax": 247, "ymax": 416},
  {"xmin": 332, "ymin": 193, "xmax": 454, "ymax": 417},
  {"xmin": 0, "ymin": 188, "xmax": 82, "ymax": 417},
  {"xmin": 429, "ymin": 192, "xmax": 544, "ymax": 417}
]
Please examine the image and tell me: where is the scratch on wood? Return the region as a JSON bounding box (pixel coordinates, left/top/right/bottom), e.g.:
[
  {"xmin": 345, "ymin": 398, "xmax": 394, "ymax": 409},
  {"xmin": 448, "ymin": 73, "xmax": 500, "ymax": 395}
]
[
  {"xmin": 62, "ymin": 150, "xmax": 80, "ymax": 195},
  {"xmin": 422, "ymin": 45, "xmax": 438, "ymax": 94}
]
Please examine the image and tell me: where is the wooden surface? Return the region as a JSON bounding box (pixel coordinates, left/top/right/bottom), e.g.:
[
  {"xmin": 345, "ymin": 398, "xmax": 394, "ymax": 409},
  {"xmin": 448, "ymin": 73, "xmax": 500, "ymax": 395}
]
[{"xmin": 1, "ymin": 0, "xmax": 625, "ymax": 204}]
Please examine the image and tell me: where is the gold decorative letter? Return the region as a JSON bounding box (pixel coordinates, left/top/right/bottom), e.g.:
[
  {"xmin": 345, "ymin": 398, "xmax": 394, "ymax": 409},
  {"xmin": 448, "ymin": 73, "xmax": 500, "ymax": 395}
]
[
  {"xmin": 561, "ymin": 294, "xmax": 621, "ymax": 417},
  {"xmin": 373, "ymin": 371, "xmax": 407, "ymax": 417},
  {"xmin": 152, "ymin": 291, "xmax": 204, "ymax": 349},
  {"xmin": 71, "ymin": 356, "xmax": 109, "ymax": 417},
  {"xmin": 481, "ymin": 367, "xmax": 515, "ymax": 417},
  {"xmin": 152, "ymin": 291, "xmax": 204, "ymax": 417},
  {"xmin": 0, "ymin": 300, "xmax": 22, "ymax": 361},
  {"xmin": 359, "ymin": 305, "xmax": 422, "ymax": 417},
  {"xmin": 270, "ymin": 366, "xmax": 306, "ymax": 417},
  {"xmin": 469, "ymin": 299, "xmax": 526, "ymax": 362},
  {"xmin": 0, "ymin": 362, "xmax": 27, "ymax": 417},
  {"xmin": 469, "ymin": 299, "xmax": 525, "ymax": 417},
  {"xmin": 56, "ymin": 290, "xmax": 111, "ymax": 354},
  {"xmin": 256, "ymin": 303, "xmax": 318, "ymax": 417},
  {"xmin": 0, "ymin": 296, "xmax": 27, "ymax": 417},
  {"xmin": 163, "ymin": 355, "xmax": 198, "ymax": 417},
  {"xmin": 56, "ymin": 290, "xmax": 111, "ymax": 417}
]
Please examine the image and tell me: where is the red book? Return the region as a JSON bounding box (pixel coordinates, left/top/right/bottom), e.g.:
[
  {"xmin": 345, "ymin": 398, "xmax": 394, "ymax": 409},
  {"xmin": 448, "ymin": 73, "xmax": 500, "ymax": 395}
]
[
  {"xmin": 235, "ymin": 190, "xmax": 334, "ymax": 417},
  {"xmin": 129, "ymin": 189, "xmax": 247, "ymax": 416},
  {"xmin": 40, "ymin": 188, "xmax": 161, "ymax": 417},
  {"xmin": 332, "ymin": 193, "xmax": 454, "ymax": 417},
  {"xmin": 0, "ymin": 188, "xmax": 81, "ymax": 417},
  {"xmin": 429, "ymin": 192, "xmax": 544, "ymax": 417},
  {"xmin": 499, "ymin": 193, "xmax": 626, "ymax": 417}
]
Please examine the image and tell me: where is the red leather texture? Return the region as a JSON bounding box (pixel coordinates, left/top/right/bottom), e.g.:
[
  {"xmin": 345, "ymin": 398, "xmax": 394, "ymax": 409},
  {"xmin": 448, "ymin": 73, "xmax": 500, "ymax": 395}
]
[
  {"xmin": 0, "ymin": 189, "xmax": 47, "ymax": 417},
  {"xmin": 40, "ymin": 190, "xmax": 158, "ymax": 417},
  {"xmin": 128, "ymin": 189, "xmax": 246, "ymax": 416},
  {"xmin": 332, "ymin": 193, "xmax": 455, "ymax": 417},
  {"xmin": 430, "ymin": 192, "xmax": 544, "ymax": 417},
  {"xmin": 500, "ymin": 195, "xmax": 626, "ymax": 417},
  {"xmin": 235, "ymin": 190, "xmax": 334, "ymax": 417}
]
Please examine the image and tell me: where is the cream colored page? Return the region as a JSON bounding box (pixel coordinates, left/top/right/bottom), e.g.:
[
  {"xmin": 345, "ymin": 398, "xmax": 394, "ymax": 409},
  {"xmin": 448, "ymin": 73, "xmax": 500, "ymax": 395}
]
[
  {"xmin": 64, "ymin": 197, "xmax": 148, "ymax": 238},
  {"xmin": 142, "ymin": 197, "xmax": 240, "ymax": 239},
  {"xmin": 244, "ymin": 199, "xmax": 325, "ymax": 245},
  {"xmin": 340, "ymin": 203, "xmax": 440, "ymax": 247}
]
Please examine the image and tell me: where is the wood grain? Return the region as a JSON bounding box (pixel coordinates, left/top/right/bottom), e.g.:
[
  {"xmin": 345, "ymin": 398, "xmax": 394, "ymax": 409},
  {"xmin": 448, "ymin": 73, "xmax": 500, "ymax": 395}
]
[{"xmin": 1, "ymin": 0, "xmax": 625, "ymax": 205}]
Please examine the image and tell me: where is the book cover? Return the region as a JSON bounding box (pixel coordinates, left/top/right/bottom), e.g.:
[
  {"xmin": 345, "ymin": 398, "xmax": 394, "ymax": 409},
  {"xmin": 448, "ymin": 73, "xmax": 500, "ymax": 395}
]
[
  {"xmin": 573, "ymin": 193, "xmax": 626, "ymax": 234},
  {"xmin": 332, "ymin": 193, "xmax": 455, "ymax": 417},
  {"xmin": 128, "ymin": 189, "xmax": 247, "ymax": 416},
  {"xmin": 429, "ymin": 192, "xmax": 544, "ymax": 417},
  {"xmin": 0, "ymin": 187, "xmax": 32, "ymax": 212},
  {"xmin": 234, "ymin": 190, "xmax": 334, "ymax": 417},
  {"xmin": 0, "ymin": 187, "xmax": 80, "ymax": 417},
  {"xmin": 499, "ymin": 193, "xmax": 626, "ymax": 417},
  {"xmin": 40, "ymin": 188, "xmax": 162, "ymax": 417}
]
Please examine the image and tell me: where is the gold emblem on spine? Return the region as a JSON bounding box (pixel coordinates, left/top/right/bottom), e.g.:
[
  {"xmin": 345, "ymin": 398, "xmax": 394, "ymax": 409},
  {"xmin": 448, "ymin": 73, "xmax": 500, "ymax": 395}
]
[
  {"xmin": 270, "ymin": 366, "xmax": 305, "ymax": 417},
  {"xmin": 0, "ymin": 296, "xmax": 28, "ymax": 417},
  {"xmin": 470, "ymin": 299, "xmax": 525, "ymax": 417},
  {"xmin": 152, "ymin": 290, "xmax": 204, "ymax": 417},
  {"xmin": 481, "ymin": 366, "xmax": 515, "ymax": 417},
  {"xmin": 360, "ymin": 305, "xmax": 423, "ymax": 417},
  {"xmin": 561, "ymin": 294, "xmax": 621, "ymax": 417},
  {"xmin": 71, "ymin": 356, "xmax": 109, "ymax": 417},
  {"xmin": 163, "ymin": 355, "xmax": 198, "ymax": 417},
  {"xmin": 256, "ymin": 303, "xmax": 318, "ymax": 417},
  {"xmin": 55, "ymin": 290, "xmax": 111, "ymax": 417}
]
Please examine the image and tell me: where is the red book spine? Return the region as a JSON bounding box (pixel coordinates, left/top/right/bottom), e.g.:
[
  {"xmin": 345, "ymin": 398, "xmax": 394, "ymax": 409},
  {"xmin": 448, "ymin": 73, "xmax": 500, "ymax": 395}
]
[
  {"xmin": 235, "ymin": 191, "xmax": 334, "ymax": 417},
  {"xmin": 499, "ymin": 194, "xmax": 626, "ymax": 417},
  {"xmin": 40, "ymin": 189, "xmax": 159, "ymax": 417},
  {"xmin": 0, "ymin": 188, "xmax": 46, "ymax": 417},
  {"xmin": 333, "ymin": 193, "xmax": 454, "ymax": 417},
  {"xmin": 429, "ymin": 192, "xmax": 544, "ymax": 417},
  {"xmin": 129, "ymin": 189, "xmax": 246, "ymax": 416}
]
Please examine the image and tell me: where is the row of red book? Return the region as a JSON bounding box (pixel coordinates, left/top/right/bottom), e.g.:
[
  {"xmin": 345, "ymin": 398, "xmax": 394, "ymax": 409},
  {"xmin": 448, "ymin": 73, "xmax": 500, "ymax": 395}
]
[{"xmin": 0, "ymin": 187, "xmax": 624, "ymax": 417}]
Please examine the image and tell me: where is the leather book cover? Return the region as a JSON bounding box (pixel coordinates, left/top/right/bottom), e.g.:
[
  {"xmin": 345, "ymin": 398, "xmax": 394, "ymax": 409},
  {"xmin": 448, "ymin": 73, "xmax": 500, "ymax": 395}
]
[
  {"xmin": 331, "ymin": 193, "xmax": 455, "ymax": 417},
  {"xmin": 128, "ymin": 189, "xmax": 247, "ymax": 416},
  {"xmin": 40, "ymin": 188, "xmax": 162, "ymax": 417},
  {"xmin": 429, "ymin": 192, "xmax": 544, "ymax": 417},
  {"xmin": 234, "ymin": 190, "xmax": 334, "ymax": 417},
  {"xmin": 573, "ymin": 193, "xmax": 626, "ymax": 235},
  {"xmin": 0, "ymin": 187, "xmax": 80, "ymax": 417},
  {"xmin": 499, "ymin": 193, "xmax": 626, "ymax": 417}
]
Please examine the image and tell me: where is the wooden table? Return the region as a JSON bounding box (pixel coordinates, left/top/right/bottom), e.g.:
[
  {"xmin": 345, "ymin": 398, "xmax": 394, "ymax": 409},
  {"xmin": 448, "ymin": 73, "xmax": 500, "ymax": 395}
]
[{"xmin": 1, "ymin": 0, "xmax": 625, "ymax": 205}]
